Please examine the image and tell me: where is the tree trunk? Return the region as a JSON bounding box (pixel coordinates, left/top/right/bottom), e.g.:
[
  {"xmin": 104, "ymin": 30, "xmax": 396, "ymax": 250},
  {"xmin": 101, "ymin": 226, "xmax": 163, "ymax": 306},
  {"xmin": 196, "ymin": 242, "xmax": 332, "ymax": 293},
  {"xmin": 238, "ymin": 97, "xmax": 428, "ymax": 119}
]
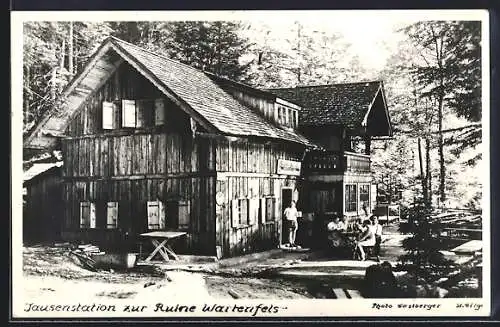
[
  {"xmin": 437, "ymin": 91, "xmax": 446, "ymax": 205},
  {"xmin": 425, "ymin": 138, "xmax": 432, "ymax": 207},
  {"xmin": 60, "ymin": 39, "xmax": 66, "ymax": 70},
  {"xmin": 57, "ymin": 38, "xmax": 66, "ymax": 95},
  {"xmin": 68, "ymin": 22, "xmax": 74, "ymax": 76},
  {"xmin": 417, "ymin": 137, "xmax": 428, "ymax": 206},
  {"xmin": 24, "ymin": 65, "xmax": 31, "ymax": 125}
]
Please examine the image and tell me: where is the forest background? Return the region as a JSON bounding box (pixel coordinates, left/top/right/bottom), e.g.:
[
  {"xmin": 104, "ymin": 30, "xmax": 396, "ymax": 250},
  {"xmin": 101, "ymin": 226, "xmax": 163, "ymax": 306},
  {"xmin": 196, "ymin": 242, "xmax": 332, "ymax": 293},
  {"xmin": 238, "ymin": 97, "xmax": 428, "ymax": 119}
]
[{"xmin": 21, "ymin": 17, "xmax": 483, "ymax": 211}]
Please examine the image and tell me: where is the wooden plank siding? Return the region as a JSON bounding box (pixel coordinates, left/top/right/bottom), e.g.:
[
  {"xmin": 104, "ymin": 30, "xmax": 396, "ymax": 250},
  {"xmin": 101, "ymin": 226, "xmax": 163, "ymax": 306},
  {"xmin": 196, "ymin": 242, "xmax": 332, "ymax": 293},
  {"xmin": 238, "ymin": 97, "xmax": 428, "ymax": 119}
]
[
  {"xmin": 214, "ymin": 139, "xmax": 304, "ymax": 257},
  {"xmin": 61, "ymin": 60, "xmax": 219, "ymax": 255},
  {"xmin": 59, "ymin": 59, "xmax": 307, "ymax": 258},
  {"xmin": 24, "ymin": 171, "xmax": 64, "ymax": 243},
  {"xmin": 61, "ymin": 175, "xmax": 217, "ymax": 255},
  {"xmin": 61, "ymin": 132, "xmax": 217, "ymax": 254}
]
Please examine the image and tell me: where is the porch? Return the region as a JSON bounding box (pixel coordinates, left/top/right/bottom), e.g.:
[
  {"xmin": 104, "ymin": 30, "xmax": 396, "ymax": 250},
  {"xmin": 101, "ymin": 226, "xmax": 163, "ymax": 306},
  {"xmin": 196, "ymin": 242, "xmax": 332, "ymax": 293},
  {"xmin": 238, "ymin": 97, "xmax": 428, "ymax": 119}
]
[{"xmin": 303, "ymin": 150, "xmax": 371, "ymax": 175}]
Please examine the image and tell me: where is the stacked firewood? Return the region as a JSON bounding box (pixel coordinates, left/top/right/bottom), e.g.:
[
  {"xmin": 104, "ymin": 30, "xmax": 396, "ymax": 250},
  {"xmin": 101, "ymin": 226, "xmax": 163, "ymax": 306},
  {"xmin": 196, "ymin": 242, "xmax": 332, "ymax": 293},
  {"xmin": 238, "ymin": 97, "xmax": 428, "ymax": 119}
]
[{"xmin": 68, "ymin": 244, "xmax": 104, "ymax": 271}]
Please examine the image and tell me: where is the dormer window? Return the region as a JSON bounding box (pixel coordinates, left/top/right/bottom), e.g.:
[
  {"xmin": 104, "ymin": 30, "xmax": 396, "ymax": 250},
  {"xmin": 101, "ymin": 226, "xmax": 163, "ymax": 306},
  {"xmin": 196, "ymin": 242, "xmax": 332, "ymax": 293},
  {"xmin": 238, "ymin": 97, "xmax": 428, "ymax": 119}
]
[{"xmin": 274, "ymin": 100, "xmax": 300, "ymax": 129}]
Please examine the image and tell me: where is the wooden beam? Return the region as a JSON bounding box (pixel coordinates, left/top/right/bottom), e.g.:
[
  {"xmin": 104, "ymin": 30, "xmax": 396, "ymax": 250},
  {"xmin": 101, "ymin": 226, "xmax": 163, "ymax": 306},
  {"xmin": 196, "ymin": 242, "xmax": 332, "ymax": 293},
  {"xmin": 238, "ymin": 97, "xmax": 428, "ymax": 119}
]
[
  {"xmin": 109, "ymin": 42, "xmax": 218, "ymax": 135},
  {"xmin": 63, "ymin": 171, "xmax": 217, "ymax": 181}
]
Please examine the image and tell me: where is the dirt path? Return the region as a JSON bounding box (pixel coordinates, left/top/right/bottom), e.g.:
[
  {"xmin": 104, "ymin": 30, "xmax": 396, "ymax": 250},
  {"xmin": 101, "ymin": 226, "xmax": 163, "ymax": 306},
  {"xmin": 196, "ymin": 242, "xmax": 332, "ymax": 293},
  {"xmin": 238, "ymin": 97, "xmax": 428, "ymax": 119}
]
[{"xmin": 21, "ymin": 226, "xmax": 410, "ymax": 300}]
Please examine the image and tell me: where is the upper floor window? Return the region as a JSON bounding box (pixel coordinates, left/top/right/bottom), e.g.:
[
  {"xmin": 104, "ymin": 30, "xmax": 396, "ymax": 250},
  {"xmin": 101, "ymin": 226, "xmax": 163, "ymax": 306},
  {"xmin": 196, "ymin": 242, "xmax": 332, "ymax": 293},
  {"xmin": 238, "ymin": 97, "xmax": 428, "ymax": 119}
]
[
  {"xmin": 122, "ymin": 100, "xmax": 137, "ymax": 127},
  {"xmin": 102, "ymin": 102, "xmax": 116, "ymax": 130},
  {"xmin": 101, "ymin": 98, "xmax": 166, "ymax": 131},
  {"xmin": 275, "ymin": 104, "xmax": 298, "ymax": 129}
]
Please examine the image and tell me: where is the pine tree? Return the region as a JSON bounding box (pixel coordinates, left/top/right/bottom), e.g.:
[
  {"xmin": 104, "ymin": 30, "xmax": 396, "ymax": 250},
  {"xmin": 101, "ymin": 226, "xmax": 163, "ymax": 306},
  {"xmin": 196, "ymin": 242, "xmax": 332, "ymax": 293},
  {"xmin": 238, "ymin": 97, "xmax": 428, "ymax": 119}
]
[
  {"xmin": 165, "ymin": 21, "xmax": 251, "ymax": 81},
  {"xmin": 398, "ymin": 199, "xmax": 456, "ymax": 284}
]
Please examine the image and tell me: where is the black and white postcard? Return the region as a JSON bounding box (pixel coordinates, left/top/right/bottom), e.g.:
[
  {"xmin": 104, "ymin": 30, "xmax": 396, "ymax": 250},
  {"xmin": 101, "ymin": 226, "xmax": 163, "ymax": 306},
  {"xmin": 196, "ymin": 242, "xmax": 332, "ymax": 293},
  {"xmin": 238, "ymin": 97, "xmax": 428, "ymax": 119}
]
[{"xmin": 11, "ymin": 9, "xmax": 490, "ymax": 319}]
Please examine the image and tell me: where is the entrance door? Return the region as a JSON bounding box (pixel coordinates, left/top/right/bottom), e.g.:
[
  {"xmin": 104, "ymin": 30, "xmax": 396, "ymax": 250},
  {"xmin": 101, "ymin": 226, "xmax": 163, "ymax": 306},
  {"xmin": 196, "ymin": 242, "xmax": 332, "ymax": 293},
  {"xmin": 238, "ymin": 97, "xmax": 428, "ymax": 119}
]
[
  {"xmin": 281, "ymin": 188, "xmax": 293, "ymax": 245},
  {"xmin": 308, "ymin": 184, "xmax": 341, "ymax": 247}
]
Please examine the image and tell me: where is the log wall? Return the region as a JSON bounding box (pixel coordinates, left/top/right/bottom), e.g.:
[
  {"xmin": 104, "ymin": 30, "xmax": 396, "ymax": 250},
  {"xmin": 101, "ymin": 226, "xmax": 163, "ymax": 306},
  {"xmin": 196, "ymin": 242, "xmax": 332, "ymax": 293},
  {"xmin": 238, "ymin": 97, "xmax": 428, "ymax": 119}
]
[
  {"xmin": 24, "ymin": 169, "xmax": 63, "ymax": 243},
  {"xmin": 214, "ymin": 139, "xmax": 304, "ymax": 257}
]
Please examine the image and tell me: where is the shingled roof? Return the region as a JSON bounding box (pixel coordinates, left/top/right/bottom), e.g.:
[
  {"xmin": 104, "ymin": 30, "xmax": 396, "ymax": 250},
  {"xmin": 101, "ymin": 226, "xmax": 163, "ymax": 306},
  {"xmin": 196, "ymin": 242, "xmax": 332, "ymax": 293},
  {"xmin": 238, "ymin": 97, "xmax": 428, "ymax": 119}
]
[
  {"xmin": 267, "ymin": 82, "xmax": 385, "ymax": 127},
  {"xmin": 24, "ymin": 37, "xmax": 315, "ymax": 149}
]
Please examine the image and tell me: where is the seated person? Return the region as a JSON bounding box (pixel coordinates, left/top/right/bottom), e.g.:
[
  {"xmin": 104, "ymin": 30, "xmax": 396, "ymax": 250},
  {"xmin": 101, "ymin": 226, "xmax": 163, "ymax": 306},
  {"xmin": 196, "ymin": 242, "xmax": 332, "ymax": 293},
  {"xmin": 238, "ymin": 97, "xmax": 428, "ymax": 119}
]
[
  {"xmin": 327, "ymin": 216, "xmax": 348, "ymax": 250},
  {"xmin": 355, "ymin": 219, "xmax": 376, "ymax": 261},
  {"xmin": 327, "ymin": 216, "xmax": 345, "ymax": 232},
  {"xmin": 341, "ymin": 215, "xmax": 349, "ymax": 231},
  {"xmin": 352, "ymin": 218, "xmax": 363, "ymax": 234}
]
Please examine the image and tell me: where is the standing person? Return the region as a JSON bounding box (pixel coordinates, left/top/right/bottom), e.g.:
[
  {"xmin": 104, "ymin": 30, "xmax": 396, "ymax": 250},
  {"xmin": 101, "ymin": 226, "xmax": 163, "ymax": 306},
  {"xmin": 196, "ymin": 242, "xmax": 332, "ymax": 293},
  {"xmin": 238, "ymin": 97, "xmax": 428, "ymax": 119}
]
[
  {"xmin": 371, "ymin": 215, "xmax": 383, "ymax": 262},
  {"xmin": 284, "ymin": 200, "xmax": 299, "ymax": 247}
]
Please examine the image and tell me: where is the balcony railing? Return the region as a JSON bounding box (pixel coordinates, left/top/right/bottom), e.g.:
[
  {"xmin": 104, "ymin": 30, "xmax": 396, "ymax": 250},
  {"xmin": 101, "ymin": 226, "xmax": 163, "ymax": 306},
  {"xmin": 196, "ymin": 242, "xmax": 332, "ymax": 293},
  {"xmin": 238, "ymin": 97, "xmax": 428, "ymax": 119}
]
[{"xmin": 304, "ymin": 150, "xmax": 371, "ymax": 174}]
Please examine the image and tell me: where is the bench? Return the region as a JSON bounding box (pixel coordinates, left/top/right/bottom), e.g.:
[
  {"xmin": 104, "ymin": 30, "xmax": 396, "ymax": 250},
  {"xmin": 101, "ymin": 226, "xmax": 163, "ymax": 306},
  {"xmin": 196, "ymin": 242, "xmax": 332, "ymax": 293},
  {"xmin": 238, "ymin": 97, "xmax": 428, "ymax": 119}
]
[
  {"xmin": 352, "ymin": 245, "xmax": 376, "ymax": 260},
  {"xmin": 332, "ymin": 288, "xmax": 364, "ymax": 299}
]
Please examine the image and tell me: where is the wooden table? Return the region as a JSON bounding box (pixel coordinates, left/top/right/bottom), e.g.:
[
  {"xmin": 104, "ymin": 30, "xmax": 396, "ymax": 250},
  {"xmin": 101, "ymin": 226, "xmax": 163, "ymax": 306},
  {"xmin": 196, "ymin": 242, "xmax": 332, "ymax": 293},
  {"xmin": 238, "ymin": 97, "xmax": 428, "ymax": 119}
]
[{"xmin": 140, "ymin": 231, "xmax": 187, "ymax": 262}]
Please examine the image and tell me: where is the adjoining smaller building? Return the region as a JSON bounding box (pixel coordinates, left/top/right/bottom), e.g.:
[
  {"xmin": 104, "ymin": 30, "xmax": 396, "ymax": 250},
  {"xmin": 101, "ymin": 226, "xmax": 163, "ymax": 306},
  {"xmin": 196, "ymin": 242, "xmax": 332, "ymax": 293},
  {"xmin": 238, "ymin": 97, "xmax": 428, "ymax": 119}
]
[{"xmin": 23, "ymin": 161, "xmax": 64, "ymax": 243}]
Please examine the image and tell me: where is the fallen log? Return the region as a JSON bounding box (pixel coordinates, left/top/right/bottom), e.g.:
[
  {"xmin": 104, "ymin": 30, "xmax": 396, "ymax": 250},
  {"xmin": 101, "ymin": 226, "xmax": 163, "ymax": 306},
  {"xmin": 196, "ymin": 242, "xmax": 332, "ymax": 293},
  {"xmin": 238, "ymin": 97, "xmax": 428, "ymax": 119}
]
[{"xmin": 228, "ymin": 289, "xmax": 241, "ymax": 299}]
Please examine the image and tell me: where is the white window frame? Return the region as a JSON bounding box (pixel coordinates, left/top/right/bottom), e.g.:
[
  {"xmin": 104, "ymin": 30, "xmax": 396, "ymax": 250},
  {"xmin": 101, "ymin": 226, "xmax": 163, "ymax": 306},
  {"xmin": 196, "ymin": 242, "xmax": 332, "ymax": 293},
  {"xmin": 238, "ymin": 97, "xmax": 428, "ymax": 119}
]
[
  {"xmin": 231, "ymin": 198, "xmax": 252, "ymax": 228},
  {"xmin": 344, "ymin": 184, "xmax": 357, "ymax": 213},
  {"xmin": 106, "ymin": 201, "xmax": 119, "ymax": 229},
  {"xmin": 147, "ymin": 200, "xmax": 166, "ymax": 230},
  {"xmin": 80, "ymin": 202, "xmax": 96, "ymax": 229},
  {"xmin": 102, "ymin": 101, "xmax": 115, "ymax": 130},
  {"xmin": 122, "ymin": 99, "xmax": 137, "ymax": 128}
]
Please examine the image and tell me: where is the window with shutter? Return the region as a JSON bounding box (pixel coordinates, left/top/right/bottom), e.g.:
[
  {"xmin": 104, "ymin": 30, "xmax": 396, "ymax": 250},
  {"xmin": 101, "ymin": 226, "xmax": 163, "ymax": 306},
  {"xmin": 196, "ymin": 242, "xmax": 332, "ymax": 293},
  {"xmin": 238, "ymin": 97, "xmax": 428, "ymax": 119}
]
[
  {"xmin": 147, "ymin": 200, "xmax": 165, "ymax": 230},
  {"xmin": 248, "ymin": 198, "xmax": 259, "ymax": 225},
  {"xmin": 80, "ymin": 202, "xmax": 96, "ymax": 228},
  {"xmin": 80, "ymin": 202, "xmax": 90, "ymax": 228},
  {"xmin": 102, "ymin": 101, "xmax": 115, "ymax": 130},
  {"xmin": 122, "ymin": 99, "xmax": 137, "ymax": 128},
  {"xmin": 178, "ymin": 200, "xmax": 190, "ymax": 230},
  {"xmin": 89, "ymin": 202, "xmax": 96, "ymax": 228},
  {"xmin": 240, "ymin": 199, "xmax": 248, "ymax": 225},
  {"xmin": 106, "ymin": 202, "xmax": 118, "ymax": 229},
  {"xmin": 260, "ymin": 198, "xmax": 266, "ymax": 224},
  {"xmin": 135, "ymin": 100, "xmax": 148, "ymax": 128},
  {"xmin": 231, "ymin": 199, "xmax": 239, "ymax": 228},
  {"xmin": 266, "ymin": 197, "xmax": 274, "ymax": 222},
  {"xmin": 154, "ymin": 98, "xmax": 166, "ymax": 126}
]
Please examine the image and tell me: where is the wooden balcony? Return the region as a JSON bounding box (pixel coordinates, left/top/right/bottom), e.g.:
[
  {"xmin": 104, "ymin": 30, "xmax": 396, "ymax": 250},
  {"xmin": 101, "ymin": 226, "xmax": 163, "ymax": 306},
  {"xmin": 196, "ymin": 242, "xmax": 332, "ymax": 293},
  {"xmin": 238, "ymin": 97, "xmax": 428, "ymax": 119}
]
[{"xmin": 304, "ymin": 150, "xmax": 371, "ymax": 174}]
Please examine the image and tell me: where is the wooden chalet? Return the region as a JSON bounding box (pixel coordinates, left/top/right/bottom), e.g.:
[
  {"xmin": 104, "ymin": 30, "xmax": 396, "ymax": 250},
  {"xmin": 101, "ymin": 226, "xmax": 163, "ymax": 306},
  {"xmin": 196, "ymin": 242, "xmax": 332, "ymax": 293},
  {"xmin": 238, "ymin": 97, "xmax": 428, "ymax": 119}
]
[{"xmin": 23, "ymin": 36, "xmax": 392, "ymax": 257}]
